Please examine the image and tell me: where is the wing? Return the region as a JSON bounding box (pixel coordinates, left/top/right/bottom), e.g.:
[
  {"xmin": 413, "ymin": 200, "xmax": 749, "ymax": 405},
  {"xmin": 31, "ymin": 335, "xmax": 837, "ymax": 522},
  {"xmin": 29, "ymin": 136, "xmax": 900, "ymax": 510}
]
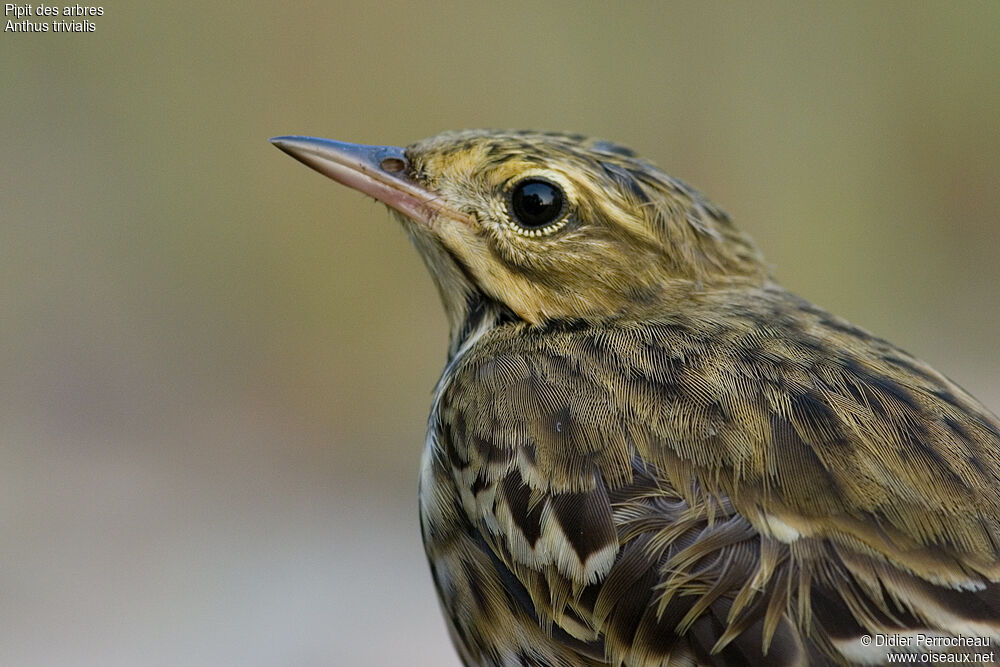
[{"xmin": 437, "ymin": 286, "xmax": 1000, "ymax": 665}]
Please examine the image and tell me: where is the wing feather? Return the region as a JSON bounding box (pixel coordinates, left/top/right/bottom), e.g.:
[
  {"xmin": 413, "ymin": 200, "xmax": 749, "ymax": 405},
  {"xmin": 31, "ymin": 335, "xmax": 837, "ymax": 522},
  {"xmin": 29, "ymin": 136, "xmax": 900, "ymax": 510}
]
[{"xmin": 437, "ymin": 285, "xmax": 1000, "ymax": 664}]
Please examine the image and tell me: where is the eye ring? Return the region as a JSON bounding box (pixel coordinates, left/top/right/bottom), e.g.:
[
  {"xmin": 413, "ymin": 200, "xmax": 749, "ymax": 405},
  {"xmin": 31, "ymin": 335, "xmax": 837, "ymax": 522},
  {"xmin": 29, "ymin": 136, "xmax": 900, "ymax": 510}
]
[{"xmin": 507, "ymin": 178, "xmax": 568, "ymax": 236}]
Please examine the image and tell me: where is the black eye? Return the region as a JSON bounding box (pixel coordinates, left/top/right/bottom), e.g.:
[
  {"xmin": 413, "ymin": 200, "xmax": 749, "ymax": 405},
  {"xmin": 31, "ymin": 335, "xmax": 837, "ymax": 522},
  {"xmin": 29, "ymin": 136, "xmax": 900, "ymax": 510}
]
[{"xmin": 509, "ymin": 178, "xmax": 565, "ymax": 230}]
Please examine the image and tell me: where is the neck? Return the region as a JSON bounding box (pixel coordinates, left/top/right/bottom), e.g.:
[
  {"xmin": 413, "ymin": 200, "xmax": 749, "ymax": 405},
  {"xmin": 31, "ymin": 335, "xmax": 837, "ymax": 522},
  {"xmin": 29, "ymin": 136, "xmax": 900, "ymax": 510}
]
[{"xmin": 448, "ymin": 292, "xmax": 519, "ymax": 360}]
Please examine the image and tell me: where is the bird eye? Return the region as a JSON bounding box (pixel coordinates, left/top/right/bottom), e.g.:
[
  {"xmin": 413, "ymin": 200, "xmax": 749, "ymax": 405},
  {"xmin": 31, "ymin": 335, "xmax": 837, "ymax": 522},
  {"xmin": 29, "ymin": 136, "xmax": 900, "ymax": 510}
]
[{"xmin": 509, "ymin": 178, "xmax": 565, "ymax": 231}]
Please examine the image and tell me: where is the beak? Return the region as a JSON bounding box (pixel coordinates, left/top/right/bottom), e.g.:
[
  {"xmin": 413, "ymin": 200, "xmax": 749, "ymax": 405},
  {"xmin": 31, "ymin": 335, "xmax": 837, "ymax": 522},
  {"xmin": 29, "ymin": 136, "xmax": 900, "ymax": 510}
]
[{"xmin": 269, "ymin": 135, "xmax": 469, "ymax": 226}]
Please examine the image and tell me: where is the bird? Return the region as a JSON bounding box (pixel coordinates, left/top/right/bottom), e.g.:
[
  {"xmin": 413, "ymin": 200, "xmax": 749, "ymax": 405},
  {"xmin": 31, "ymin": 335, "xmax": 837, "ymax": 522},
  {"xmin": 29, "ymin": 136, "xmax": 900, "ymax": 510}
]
[{"xmin": 270, "ymin": 130, "xmax": 1000, "ymax": 666}]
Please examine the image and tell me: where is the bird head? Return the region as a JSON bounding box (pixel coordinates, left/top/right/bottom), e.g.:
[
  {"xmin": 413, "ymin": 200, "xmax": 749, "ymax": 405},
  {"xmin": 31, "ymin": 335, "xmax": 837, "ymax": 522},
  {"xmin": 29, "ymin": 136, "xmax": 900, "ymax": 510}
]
[{"xmin": 271, "ymin": 130, "xmax": 767, "ymax": 337}]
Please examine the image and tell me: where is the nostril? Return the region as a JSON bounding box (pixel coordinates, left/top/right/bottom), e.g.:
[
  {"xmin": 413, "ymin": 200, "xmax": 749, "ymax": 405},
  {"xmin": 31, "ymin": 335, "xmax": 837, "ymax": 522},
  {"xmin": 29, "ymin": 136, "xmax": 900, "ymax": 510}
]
[{"xmin": 380, "ymin": 157, "xmax": 406, "ymax": 173}]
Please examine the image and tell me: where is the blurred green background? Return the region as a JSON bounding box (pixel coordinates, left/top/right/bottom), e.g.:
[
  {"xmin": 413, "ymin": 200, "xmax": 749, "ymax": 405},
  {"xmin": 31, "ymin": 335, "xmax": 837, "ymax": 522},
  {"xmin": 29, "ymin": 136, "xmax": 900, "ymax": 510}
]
[{"xmin": 2, "ymin": 2, "xmax": 998, "ymax": 665}]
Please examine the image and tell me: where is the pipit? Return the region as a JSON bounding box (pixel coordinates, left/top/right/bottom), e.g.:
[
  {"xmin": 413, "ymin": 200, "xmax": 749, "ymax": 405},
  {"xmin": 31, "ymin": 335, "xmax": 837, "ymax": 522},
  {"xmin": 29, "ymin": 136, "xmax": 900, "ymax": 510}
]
[{"xmin": 271, "ymin": 130, "xmax": 1000, "ymax": 666}]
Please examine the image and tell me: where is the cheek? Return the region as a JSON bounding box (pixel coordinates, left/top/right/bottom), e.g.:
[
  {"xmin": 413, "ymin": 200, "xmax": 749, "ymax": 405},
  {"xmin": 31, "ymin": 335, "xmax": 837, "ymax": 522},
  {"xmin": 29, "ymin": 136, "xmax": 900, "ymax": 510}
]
[{"xmin": 434, "ymin": 219, "xmax": 498, "ymax": 276}]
